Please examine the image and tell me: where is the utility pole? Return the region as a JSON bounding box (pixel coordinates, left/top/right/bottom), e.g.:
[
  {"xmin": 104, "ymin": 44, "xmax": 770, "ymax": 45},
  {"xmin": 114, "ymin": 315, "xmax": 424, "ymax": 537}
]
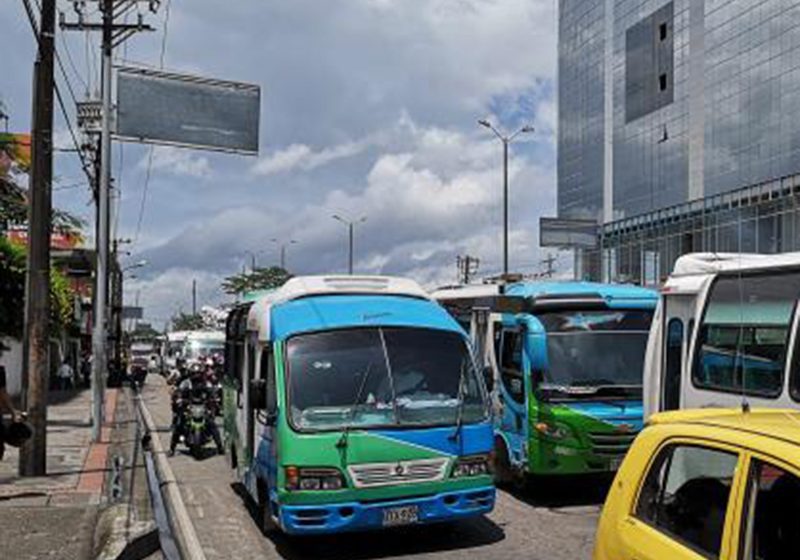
[
  {"xmin": 61, "ymin": 0, "xmax": 155, "ymax": 442},
  {"xmin": 456, "ymin": 255, "xmax": 480, "ymax": 285},
  {"xmin": 192, "ymin": 279, "xmax": 197, "ymax": 316},
  {"xmin": 20, "ymin": 0, "xmax": 56, "ymax": 477},
  {"xmin": 541, "ymin": 253, "xmax": 557, "ymax": 278}
]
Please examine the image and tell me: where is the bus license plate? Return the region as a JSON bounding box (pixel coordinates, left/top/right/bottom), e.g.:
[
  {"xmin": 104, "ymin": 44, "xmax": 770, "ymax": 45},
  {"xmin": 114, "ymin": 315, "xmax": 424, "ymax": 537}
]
[{"xmin": 382, "ymin": 505, "xmax": 419, "ymax": 527}]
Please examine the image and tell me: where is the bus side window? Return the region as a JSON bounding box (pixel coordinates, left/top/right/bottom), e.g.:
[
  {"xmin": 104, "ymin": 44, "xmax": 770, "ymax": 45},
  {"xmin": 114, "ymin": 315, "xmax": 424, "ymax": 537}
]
[
  {"xmin": 663, "ymin": 319, "xmax": 683, "ymax": 411},
  {"xmin": 500, "ymin": 330, "xmax": 525, "ymax": 404},
  {"xmin": 260, "ymin": 348, "xmax": 277, "ymax": 417},
  {"xmin": 247, "ymin": 341, "xmax": 256, "ymax": 386}
]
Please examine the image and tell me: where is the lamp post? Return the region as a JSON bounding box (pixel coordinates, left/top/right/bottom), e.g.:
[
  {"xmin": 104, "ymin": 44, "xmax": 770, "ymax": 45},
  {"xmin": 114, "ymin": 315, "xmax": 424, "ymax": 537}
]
[
  {"xmin": 478, "ymin": 120, "xmax": 534, "ymax": 279},
  {"xmin": 332, "ymin": 215, "xmax": 367, "ymax": 274},
  {"xmin": 270, "ymin": 238, "xmax": 298, "ymax": 270}
]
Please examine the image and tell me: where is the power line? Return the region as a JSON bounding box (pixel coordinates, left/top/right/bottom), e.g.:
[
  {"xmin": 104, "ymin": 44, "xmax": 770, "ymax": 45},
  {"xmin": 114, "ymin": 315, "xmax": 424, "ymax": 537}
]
[
  {"xmin": 133, "ymin": 0, "xmax": 171, "ymax": 246},
  {"xmin": 59, "ymin": 31, "xmax": 89, "ymax": 94},
  {"xmin": 21, "ymin": 0, "xmax": 93, "ymax": 185}
]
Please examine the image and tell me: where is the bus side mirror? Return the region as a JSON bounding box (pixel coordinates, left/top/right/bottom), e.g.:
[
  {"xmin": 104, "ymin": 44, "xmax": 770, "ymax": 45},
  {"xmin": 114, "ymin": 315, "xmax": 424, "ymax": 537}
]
[
  {"xmin": 250, "ymin": 379, "xmax": 267, "ymax": 410},
  {"xmin": 482, "ymin": 365, "xmax": 494, "ymax": 393}
]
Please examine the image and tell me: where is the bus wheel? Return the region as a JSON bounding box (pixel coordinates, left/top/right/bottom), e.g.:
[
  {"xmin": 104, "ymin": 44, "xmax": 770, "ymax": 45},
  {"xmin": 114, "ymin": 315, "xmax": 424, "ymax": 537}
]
[
  {"xmin": 494, "ymin": 437, "xmax": 514, "ymax": 486},
  {"xmin": 229, "ymin": 443, "xmax": 238, "ymax": 470},
  {"xmin": 257, "ymin": 480, "xmax": 277, "ymax": 535}
]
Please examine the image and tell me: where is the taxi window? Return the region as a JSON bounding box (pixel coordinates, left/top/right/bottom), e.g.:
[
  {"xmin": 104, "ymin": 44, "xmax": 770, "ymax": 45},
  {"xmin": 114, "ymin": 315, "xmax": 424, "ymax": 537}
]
[
  {"xmin": 740, "ymin": 459, "xmax": 800, "ymax": 560},
  {"xmin": 635, "ymin": 443, "xmax": 738, "ymax": 558}
]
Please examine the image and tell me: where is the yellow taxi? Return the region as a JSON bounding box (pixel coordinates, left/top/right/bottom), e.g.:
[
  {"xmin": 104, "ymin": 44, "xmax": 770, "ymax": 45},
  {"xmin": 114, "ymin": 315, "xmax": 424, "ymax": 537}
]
[{"xmin": 594, "ymin": 408, "xmax": 800, "ymax": 560}]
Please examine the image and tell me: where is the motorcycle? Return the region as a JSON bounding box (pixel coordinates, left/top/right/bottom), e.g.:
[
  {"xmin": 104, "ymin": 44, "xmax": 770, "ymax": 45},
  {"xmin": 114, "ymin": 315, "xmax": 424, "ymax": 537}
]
[{"xmin": 171, "ymin": 376, "xmax": 224, "ymax": 459}]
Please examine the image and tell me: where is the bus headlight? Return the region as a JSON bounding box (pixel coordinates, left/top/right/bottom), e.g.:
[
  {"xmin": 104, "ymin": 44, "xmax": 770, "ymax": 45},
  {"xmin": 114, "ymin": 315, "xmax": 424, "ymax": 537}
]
[
  {"xmin": 285, "ymin": 466, "xmax": 345, "ymax": 491},
  {"xmin": 534, "ymin": 421, "xmax": 570, "ymax": 440},
  {"xmin": 452, "ymin": 455, "xmax": 492, "ymax": 478}
]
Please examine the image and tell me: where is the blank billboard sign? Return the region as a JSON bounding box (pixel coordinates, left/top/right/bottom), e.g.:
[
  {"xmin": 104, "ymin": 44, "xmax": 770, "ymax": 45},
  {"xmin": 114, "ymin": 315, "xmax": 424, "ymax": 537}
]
[
  {"xmin": 540, "ymin": 217, "xmax": 599, "ymax": 249},
  {"xmin": 116, "ymin": 67, "xmax": 260, "ymax": 154}
]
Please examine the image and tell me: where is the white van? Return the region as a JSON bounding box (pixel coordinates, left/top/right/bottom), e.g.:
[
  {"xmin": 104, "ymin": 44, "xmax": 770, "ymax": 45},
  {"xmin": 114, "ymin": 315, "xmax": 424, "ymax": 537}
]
[{"xmin": 644, "ymin": 252, "xmax": 800, "ymax": 418}]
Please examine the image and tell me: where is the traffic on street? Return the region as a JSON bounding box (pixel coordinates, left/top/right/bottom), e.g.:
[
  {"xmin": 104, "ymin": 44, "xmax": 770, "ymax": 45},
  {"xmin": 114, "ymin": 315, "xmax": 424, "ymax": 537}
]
[{"xmin": 4, "ymin": 1, "xmax": 800, "ymax": 559}]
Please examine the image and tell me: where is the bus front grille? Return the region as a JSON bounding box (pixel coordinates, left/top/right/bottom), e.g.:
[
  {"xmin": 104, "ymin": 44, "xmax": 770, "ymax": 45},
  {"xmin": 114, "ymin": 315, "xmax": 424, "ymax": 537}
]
[
  {"xmin": 347, "ymin": 458, "xmax": 449, "ymax": 488},
  {"xmin": 586, "ymin": 431, "xmax": 639, "ymax": 457}
]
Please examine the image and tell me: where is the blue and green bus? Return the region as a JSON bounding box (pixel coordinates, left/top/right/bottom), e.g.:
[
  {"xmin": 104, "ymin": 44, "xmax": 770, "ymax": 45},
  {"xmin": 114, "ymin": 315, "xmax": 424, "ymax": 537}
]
[
  {"xmin": 223, "ymin": 275, "xmax": 496, "ymax": 535},
  {"xmin": 434, "ymin": 281, "xmax": 658, "ymax": 483}
]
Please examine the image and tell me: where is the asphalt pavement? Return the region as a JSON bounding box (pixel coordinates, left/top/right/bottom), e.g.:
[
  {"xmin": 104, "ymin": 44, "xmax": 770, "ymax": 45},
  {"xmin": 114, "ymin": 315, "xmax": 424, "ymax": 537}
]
[{"xmin": 141, "ymin": 375, "xmax": 603, "ymax": 560}]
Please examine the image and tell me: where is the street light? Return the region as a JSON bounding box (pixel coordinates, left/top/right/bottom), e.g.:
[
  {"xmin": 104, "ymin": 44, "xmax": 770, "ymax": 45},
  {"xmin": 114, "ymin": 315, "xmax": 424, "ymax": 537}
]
[
  {"xmin": 270, "ymin": 238, "xmax": 298, "ymax": 270},
  {"xmin": 241, "ymin": 249, "xmax": 265, "ymax": 272},
  {"xmin": 478, "ymin": 119, "xmax": 534, "ymax": 279},
  {"xmin": 332, "ymin": 214, "xmax": 367, "ymax": 275},
  {"xmin": 122, "ymin": 259, "xmax": 147, "ymax": 273}
]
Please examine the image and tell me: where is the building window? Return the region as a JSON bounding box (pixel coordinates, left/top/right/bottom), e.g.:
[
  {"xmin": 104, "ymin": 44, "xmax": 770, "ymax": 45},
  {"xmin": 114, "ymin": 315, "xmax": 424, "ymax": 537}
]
[
  {"xmin": 659, "ymin": 22, "xmax": 668, "ymax": 41},
  {"xmin": 659, "ymin": 74, "xmax": 668, "ymax": 91}
]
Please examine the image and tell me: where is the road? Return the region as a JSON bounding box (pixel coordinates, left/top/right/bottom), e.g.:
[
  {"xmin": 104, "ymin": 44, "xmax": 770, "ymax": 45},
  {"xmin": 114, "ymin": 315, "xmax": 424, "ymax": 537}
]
[{"xmin": 141, "ymin": 375, "xmax": 602, "ymax": 560}]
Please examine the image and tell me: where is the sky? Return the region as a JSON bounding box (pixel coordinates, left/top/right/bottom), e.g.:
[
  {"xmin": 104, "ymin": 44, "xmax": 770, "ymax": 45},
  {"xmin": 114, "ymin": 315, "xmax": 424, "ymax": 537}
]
[{"xmin": 1, "ymin": 0, "xmax": 564, "ymax": 329}]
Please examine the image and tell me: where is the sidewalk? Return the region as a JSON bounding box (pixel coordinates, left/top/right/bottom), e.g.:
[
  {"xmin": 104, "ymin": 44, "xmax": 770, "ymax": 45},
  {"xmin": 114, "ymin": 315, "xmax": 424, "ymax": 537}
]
[
  {"xmin": 0, "ymin": 387, "xmax": 126, "ymax": 560},
  {"xmin": 0, "ymin": 387, "xmax": 117, "ymax": 504}
]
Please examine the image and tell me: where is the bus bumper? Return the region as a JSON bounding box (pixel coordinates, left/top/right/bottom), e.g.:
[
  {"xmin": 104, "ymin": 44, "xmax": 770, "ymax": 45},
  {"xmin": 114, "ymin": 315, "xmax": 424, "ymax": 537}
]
[{"xmin": 278, "ymin": 485, "xmax": 495, "ymax": 535}]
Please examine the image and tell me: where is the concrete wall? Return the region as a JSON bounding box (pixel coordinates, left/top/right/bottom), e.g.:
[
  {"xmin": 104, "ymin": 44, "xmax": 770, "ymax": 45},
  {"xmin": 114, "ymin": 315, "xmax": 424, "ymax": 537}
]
[{"xmin": 1, "ymin": 337, "xmax": 23, "ymax": 398}]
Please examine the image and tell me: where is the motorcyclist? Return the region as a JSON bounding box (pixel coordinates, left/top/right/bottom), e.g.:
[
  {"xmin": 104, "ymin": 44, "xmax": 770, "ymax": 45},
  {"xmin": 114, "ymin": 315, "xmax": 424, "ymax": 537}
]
[{"xmin": 168, "ymin": 362, "xmax": 224, "ymax": 456}]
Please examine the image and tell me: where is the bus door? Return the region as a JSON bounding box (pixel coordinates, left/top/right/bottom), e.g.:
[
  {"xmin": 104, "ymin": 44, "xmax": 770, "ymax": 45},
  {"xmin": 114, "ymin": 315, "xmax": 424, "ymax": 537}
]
[
  {"xmin": 496, "ymin": 324, "xmax": 528, "ymax": 466},
  {"xmin": 236, "ymin": 332, "xmax": 258, "ymax": 480},
  {"xmin": 660, "ymin": 295, "xmax": 695, "ymax": 412}
]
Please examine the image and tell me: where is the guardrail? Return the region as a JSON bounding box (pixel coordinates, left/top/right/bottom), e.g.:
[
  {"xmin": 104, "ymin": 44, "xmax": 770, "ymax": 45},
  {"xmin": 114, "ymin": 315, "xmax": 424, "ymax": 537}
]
[{"xmin": 136, "ymin": 394, "xmax": 207, "ymax": 560}]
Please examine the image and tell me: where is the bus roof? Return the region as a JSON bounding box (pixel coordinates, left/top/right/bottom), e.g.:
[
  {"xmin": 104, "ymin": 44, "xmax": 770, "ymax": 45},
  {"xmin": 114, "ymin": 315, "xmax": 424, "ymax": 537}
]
[
  {"xmin": 504, "ymin": 281, "xmax": 657, "ymax": 304},
  {"xmin": 246, "ymin": 275, "xmax": 436, "ymax": 341},
  {"xmin": 671, "ymin": 252, "xmax": 800, "ymax": 277}
]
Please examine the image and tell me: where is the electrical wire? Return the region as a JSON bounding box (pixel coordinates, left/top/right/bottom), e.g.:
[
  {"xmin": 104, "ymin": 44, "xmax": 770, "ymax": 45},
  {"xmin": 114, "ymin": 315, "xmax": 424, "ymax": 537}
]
[
  {"xmin": 20, "ymin": 0, "xmax": 93, "ymax": 185},
  {"xmin": 133, "ymin": 0, "xmax": 171, "ymax": 245},
  {"xmin": 59, "ymin": 31, "xmax": 89, "ymax": 95}
]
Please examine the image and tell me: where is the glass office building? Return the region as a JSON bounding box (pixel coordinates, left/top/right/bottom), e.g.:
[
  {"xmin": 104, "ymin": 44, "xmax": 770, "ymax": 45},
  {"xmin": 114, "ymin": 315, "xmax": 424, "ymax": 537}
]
[{"xmin": 558, "ymin": 0, "xmax": 800, "ymax": 284}]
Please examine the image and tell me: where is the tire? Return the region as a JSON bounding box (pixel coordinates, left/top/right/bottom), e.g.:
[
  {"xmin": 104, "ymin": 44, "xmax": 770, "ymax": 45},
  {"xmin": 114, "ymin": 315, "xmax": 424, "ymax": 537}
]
[
  {"xmin": 256, "ymin": 480, "xmax": 277, "ymax": 535},
  {"xmin": 190, "ymin": 444, "xmax": 202, "ymax": 460},
  {"xmin": 229, "ymin": 443, "xmax": 238, "ymax": 470},
  {"xmin": 493, "ymin": 437, "xmax": 514, "ymax": 486}
]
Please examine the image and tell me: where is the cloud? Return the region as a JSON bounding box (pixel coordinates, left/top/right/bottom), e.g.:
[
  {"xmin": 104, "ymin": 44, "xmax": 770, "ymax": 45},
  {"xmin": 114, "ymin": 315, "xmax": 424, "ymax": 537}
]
[
  {"xmin": 252, "ymin": 139, "xmax": 369, "ymax": 176},
  {"xmin": 140, "ymin": 146, "xmax": 212, "ymax": 178},
  {"xmin": 0, "ymin": 0, "xmax": 561, "ymax": 323}
]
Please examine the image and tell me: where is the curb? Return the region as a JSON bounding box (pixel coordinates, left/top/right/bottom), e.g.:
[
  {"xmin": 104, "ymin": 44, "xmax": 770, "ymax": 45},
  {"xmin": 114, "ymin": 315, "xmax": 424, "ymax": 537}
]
[{"xmin": 136, "ymin": 395, "xmax": 207, "ymax": 560}]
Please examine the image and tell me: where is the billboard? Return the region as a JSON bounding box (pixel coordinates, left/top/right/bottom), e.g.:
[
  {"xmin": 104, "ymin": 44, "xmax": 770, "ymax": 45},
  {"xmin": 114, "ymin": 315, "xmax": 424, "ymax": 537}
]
[
  {"xmin": 115, "ymin": 67, "xmax": 260, "ymax": 154},
  {"xmin": 6, "ymin": 225, "xmax": 84, "ymax": 250},
  {"xmin": 540, "ymin": 217, "xmax": 599, "ymax": 249},
  {"xmin": 122, "ymin": 306, "xmax": 144, "ymax": 320}
]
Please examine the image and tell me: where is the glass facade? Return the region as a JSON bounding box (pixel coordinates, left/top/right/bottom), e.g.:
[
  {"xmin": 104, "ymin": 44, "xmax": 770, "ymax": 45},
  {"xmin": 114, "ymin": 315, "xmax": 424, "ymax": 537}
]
[
  {"xmin": 558, "ymin": 0, "xmax": 800, "ymax": 283},
  {"xmin": 557, "ymin": 0, "xmax": 606, "ymax": 221}
]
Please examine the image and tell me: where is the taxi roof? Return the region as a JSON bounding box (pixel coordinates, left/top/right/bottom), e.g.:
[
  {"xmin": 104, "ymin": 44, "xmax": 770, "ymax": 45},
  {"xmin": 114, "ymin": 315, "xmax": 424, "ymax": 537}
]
[{"xmin": 648, "ymin": 408, "xmax": 800, "ymax": 447}]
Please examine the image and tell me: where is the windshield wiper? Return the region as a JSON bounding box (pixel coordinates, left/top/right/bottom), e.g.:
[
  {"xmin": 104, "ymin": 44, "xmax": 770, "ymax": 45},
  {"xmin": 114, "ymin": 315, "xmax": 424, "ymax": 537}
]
[
  {"xmin": 336, "ymin": 362, "xmax": 373, "ymax": 450},
  {"xmin": 448, "ymin": 359, "xmax": 468, "ymax": 443}
]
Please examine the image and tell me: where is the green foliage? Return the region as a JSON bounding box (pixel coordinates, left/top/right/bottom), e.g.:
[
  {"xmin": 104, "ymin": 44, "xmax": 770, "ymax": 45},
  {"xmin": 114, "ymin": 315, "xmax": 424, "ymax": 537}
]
[
  {"xmin": 0, "ymin": 236, "xmax": 25, "ymax": 338},
  {"xmin": 49, "ymin": 268, "xmax": 74, "ymax": 329},
  {"xmin": 0, "ymin": 175, "xmax": 85, "ymax": 230},
  {"xmin": 0, "ymin": 237, "xmax": 76, "ymax": 338},
  {"xmin": 171, "ymin": 312, "xmax": 205, "ymax": 332},
  {"xmin": 222, "ymin": 266, "xmax": 293, "ymax": 295}
]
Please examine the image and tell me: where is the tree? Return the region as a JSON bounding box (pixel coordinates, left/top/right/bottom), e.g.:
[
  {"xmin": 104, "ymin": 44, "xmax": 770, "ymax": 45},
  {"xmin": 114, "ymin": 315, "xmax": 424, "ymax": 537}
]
[
  {"xmin": 0, "ymin": 236, "xmax": 74, "ymax": 339},
  {"xmin": 0, "ymin": 236, "xmax": 25, "ymax": 338},
  {"xmin": 222, "ymin": 266, "xmax": 292, "ymax": 296},
  {"xmin": 171, "ymin": 312, "xmax": 205, "ymax": 332}
]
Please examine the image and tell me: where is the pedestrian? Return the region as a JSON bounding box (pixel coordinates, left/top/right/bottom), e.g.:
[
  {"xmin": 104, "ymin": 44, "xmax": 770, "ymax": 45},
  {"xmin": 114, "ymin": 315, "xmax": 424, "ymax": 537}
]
[
  {"xmin": 57, "ymin": 359, "xmax": 75, "ymax": 391},
  {"xmin": 0, "ymin": 344, "xmax": 20, "ymax": 460}
]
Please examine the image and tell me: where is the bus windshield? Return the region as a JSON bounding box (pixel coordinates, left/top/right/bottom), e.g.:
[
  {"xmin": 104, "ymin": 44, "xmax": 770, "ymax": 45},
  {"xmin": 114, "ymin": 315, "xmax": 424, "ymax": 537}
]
[
  {"xmin": 286, "ymin": 327, "xmax": 487, "ymax": 432},
  {"xmin": 184, "ymin": 339, "xmax": 224, "ymax": 360},
  {"xmin": 537, "ymin": 309, "xmax": 653, "ymax": 396}
]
